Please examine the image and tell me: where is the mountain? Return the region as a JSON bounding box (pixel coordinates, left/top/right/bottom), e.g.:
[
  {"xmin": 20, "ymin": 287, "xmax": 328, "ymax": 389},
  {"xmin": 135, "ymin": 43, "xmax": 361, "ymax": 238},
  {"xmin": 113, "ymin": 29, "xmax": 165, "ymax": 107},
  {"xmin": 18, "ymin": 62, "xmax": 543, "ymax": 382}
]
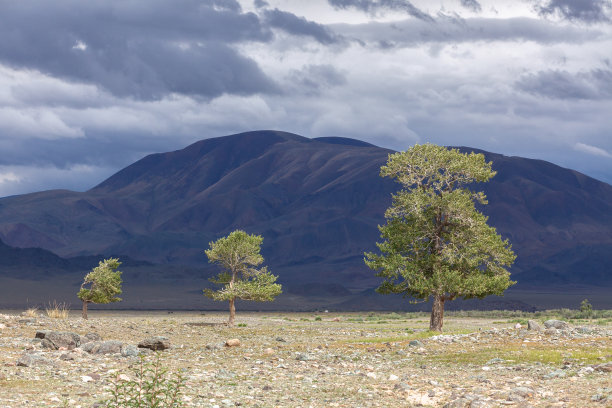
[{"xmin": 1, "ymin": 130, "xmax": 611, "ymax": 309}]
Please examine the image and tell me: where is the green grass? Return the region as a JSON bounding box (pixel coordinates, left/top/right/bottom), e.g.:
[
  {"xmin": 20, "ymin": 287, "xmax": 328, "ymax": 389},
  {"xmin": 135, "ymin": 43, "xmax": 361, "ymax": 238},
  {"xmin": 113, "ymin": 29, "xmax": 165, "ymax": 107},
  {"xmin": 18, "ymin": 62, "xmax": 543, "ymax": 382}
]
[{"xmin": 431, "ymin": 345, "xmax": 612, "ymax": 366}]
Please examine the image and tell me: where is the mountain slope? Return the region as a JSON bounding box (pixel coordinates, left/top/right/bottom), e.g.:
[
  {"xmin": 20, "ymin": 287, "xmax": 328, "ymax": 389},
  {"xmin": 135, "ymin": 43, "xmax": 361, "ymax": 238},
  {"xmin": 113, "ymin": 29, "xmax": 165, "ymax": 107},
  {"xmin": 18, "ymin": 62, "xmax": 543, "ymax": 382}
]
[{"xmin": 0, "ymin": 130, "xmax": 610, "ymax": 301}]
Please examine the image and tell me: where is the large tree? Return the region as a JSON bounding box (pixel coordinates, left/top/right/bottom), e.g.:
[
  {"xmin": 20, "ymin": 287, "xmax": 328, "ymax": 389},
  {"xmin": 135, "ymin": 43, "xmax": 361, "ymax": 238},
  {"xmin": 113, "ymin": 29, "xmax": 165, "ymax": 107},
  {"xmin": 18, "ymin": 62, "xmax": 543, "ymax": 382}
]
[
  {"xmin": 77, "ymin": 258, "xmax": 123, "ymax": 319},
  {"xmin": 204, "ymin": 230, "xmax": 282, "ymax": 326},
  {"xmin": 365, "ymin": 144, "xmax": 516, "ymax": 331}
]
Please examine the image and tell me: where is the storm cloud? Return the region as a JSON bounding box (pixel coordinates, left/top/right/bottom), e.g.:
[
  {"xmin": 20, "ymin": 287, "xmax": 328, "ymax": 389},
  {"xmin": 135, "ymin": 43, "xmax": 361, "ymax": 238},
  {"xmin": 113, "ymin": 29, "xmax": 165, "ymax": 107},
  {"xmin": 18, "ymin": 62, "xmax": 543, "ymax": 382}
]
[
  {"xmin": 536, "ymin": 0, "xmax": 611, "ymax": 23},
  {"xmin": 0, "ymin": 0, "xmax": 611, "ymax": 197},
  {"xmin": 328, "ymin": 0, "xmax": 434, "ymax": 21}
]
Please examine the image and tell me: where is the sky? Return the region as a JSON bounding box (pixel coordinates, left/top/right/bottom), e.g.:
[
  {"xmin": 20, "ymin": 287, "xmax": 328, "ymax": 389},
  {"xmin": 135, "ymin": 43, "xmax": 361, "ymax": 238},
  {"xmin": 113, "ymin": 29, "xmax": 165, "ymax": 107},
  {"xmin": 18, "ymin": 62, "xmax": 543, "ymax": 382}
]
[{"xmin": 0, "ymin": 0, "xmax": 611, "ymax": 197}]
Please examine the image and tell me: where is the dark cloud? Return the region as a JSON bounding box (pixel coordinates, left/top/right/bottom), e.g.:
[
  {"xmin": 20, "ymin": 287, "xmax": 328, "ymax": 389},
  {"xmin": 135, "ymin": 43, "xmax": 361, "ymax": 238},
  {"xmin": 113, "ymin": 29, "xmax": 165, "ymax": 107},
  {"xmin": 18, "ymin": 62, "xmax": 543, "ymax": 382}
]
[
  {"xmin": 460, "ymin": 0, "xmax": 482, "ymax": 13},
  {"xmin": 516, "ymin": 68, "xmax": 612, "ymax": 100},
  {"xmin": 254, "ymin": 0, "xmax": 269, "ymax": 8},
  {"xmin": 263, "ymin": 9, "xmax": 340, "ymax": 44},
  {"xmin": 334, "ymin": 17, "xmax": 603, "ymax": 47},
  {"xmin": 287, "ymin": 64, "xmax": 347, "ymax": 95},
  {"xmin": 328, "ymin": 0, "xmax": 435, "ymax": 22},
  {"xmin": 0, "ymin": 0, "xmax": 278, "ymax": 100},
  {"xmin": 536, "ymin": 0, "xmax": 611, "ymax": 23}
]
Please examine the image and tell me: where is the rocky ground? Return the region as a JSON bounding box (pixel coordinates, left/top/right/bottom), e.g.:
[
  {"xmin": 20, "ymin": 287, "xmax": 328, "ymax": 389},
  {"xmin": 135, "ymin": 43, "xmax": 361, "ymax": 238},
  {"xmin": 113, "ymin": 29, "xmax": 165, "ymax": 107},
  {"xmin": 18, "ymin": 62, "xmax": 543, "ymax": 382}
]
[{"xmin": 0, "ymin": 311, "xmax": 610, "ymax": 407}]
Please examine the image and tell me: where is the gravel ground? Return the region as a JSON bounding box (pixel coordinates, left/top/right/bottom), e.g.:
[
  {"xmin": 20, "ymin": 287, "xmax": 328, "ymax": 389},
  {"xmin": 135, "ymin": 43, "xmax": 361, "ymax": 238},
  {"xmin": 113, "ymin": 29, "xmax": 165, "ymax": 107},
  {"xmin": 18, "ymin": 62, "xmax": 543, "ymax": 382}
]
[{"xmin": 0, "ymin": 311, "xmax": 610, "ymax": 407}]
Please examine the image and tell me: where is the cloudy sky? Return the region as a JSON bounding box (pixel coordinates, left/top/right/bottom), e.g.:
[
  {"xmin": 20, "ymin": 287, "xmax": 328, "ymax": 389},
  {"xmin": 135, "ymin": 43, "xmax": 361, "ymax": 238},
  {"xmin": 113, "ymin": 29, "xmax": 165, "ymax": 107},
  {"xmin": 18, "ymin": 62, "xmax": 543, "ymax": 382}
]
[{"xmin": 0, "ymin": 0, "xmax": 611, "ymax": 196}]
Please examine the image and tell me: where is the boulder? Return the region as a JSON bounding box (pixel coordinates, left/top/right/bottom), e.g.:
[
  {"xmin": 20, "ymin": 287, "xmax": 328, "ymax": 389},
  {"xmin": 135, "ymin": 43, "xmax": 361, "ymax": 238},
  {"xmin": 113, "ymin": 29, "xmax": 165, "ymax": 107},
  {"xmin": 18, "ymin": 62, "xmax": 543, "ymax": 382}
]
[
  {"xmin": 121, "ymin": 344, "xmax": 141, "ymax": 357},
  {"xmin": 40, "ymin": 331, "xmax": 81, "ymax": 350},
  {"xmin": 543, "ymin": 320, "xmax": 569, "ymax": 330},
  {"xmin": 527, "ymin": 320, "xmax": 542, "ymax": 331},
  {"xmin": 17, "ymin": 353, "xmax": 56, "ymax": 367},
  {"xmin": 138, "ymin": 336, "xmax": 171, "ymax": 351}
]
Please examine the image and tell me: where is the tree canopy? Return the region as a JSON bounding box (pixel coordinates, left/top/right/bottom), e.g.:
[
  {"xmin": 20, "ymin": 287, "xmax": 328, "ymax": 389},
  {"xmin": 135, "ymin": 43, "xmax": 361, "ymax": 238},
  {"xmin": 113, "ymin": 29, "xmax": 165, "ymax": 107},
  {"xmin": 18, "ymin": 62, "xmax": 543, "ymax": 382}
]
[
  {"xmin": 365, "ymin": 144, "xmax": 516, "ymax": 331},
  {"xmin": 77, "ymin": 258, "xmax": 123, "ymax": 319},
  {"xmin": 204, "ymin": 230, "xmax": 281, "ymax": 325}
]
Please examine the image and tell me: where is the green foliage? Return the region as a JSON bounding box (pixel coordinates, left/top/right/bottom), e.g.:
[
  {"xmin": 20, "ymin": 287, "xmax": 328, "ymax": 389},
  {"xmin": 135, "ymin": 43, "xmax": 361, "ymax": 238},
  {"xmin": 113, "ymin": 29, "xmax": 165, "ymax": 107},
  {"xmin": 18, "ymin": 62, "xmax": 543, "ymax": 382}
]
[
  {"xmin": 579, "ymin": 299, "xmax": 593, "ymax": 318},
  {"xmin": 78, "ymin": 258, "xmax": 123, "ymax": 305},
  {"xmin": 104, "ymin": 353, "xmax": 186, "ymax": 408},
  {"xmin": 204, "ymin": 230, "xmax": 282, "ymax": 301},
  {"xmin": 365, "ymin": 144, "xmax": 516, "ymax": 326}
]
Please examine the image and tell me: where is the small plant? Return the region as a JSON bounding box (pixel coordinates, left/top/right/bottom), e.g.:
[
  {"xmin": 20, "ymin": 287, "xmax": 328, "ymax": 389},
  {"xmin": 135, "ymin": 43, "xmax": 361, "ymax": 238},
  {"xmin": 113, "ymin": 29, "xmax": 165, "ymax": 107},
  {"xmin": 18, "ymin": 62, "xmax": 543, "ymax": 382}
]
[
  {"xmin": 24, "ymin": 307, "xmax": 39, "ymax": 317},
  {"xmin": 45, "ymin": 301, "xmax": 70, "ymax": 319},
  {"xmin": 237, "ymin": 323, "xmax": 247, "ymax": 327},
  {"xmin": 104, "ymin": 353, "xmax": 186, "ymax": 407},
  {"xmin": 314, "ymin": 316, "xmax": 322, "ymax": 321}
]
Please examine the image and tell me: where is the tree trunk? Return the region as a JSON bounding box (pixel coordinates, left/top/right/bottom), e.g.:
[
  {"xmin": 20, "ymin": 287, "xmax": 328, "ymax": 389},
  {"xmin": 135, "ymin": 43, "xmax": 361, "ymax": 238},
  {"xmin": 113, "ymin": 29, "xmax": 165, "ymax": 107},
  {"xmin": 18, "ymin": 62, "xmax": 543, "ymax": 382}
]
[
  {"xmin": 429, "ymin": 295, "xmax": 445, "ymax": 331},
  {"xmin": 228, "ymin": 298, "xmax": 236, "ymax": 326},
  {"xmin": 82, "ymin": 300, "xmax": 89, "ymax": 320}
]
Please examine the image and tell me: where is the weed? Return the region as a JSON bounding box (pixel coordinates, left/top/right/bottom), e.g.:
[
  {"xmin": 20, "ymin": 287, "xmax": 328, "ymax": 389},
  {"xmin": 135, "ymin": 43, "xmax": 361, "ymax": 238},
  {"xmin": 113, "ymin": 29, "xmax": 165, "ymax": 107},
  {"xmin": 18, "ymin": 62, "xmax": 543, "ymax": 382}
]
[
  {"xmin": 23, "ymin": 307, "xmax": 39, "ymax": 318},
  {"xmin": 103, "ymin": 353, "xmax": 186, "ymax": 408},
  {"xmin": 237, "ymin": 323, "xmax": 247, "ymax": 327},
  {"xmin": 314, "ymin": 316, "xmax": 322, "ymax": 321},
  {"xmin": 45, "ymin": 301, "xmax": 69, "ymax": 319}
]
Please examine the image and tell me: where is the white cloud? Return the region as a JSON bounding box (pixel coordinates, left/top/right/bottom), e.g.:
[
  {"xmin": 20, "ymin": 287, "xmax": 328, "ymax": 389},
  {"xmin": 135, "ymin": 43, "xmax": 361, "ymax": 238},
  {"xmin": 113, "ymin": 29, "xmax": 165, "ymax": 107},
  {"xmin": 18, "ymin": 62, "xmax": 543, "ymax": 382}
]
[{"xmin": 574, "ymin": 142, "xmax": 612, "ymax": 159}]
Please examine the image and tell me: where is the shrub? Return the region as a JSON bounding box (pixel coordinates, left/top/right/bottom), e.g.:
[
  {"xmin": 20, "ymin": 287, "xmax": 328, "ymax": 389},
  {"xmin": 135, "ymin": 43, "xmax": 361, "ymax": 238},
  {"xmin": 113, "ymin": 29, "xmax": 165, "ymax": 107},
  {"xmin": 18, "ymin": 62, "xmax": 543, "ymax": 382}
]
[
  {"xmin": 45, "ymin": 301, "xmax": 70, "ymax": 319},
  {"xmin": 104, "ymin": 354, "xmax": 186, "ymax": 408}
]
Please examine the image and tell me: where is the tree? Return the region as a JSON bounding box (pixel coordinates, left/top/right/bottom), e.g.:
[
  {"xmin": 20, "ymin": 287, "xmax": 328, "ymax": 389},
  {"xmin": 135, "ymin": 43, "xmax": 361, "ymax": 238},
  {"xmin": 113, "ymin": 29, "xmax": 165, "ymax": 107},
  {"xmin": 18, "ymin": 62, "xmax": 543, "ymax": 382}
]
[
  {"xmin": 580, "ymin": 298, "xmax": 593, "ymax": 318},
  {"xmin": 77, "ymin": 258, "xmax": 123, "ymax": 319},
  {"xmin": 204, "ymin": 230, "xmax": 282, "ymax": 326},
  {"xmin": 365, "ymin": 144, "xmax": 516, "ymax": 331}
]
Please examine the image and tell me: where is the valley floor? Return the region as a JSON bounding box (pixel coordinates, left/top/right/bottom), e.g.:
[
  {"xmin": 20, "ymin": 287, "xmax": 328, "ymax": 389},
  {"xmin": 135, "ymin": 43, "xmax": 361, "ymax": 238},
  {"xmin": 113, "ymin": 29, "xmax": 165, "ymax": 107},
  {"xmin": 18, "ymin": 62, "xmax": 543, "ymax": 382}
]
[{"xmin": 0, "ymin": 311, "xmax": 610, "ymax": 407}]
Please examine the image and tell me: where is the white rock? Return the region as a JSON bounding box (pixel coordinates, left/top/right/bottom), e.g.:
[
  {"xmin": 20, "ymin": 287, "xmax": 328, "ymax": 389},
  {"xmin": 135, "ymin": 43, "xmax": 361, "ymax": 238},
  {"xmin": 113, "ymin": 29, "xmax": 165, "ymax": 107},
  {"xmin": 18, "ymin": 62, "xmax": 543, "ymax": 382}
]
[
  {"xmin": 366, "ymin": 372, "xmax": 377, "ymax": 379},
  {"xmin": 515, "ymin": 323, "xmax": 522, "ymax": 329},
  {"xmin": 81, "ymin": 375, "xmax": 94, "ymax": 383},
  {"xmin": 389, "ymin": 374, "xmax": 399, "ymax": 381},
  {"xmin": 118, "ymin": 374, "xmax": 131, "ymax": 381}
]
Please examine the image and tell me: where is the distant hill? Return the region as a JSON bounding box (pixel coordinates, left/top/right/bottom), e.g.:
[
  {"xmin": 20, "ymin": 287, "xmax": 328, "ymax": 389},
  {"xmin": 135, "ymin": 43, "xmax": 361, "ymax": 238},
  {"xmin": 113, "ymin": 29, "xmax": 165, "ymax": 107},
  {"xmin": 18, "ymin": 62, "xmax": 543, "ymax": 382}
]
[{"xmin": 0, "ymin": 130, "xmax": 611, "ymax": 309}]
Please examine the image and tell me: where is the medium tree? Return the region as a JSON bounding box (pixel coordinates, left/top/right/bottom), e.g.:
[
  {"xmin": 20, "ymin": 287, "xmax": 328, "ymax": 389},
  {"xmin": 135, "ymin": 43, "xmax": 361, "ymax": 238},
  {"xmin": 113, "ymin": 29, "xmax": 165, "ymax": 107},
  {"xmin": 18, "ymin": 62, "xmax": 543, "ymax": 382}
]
[
  {"xmin": 204, "ymin": 230, "xmax": 282, "ymax": 326},
  {"xmin": 77, "ymin": 258, "xmax": 123, "ymax": 319},
  {"xmin": 365, "ymin": 144, "xmax": 516, "ymax": 331}
]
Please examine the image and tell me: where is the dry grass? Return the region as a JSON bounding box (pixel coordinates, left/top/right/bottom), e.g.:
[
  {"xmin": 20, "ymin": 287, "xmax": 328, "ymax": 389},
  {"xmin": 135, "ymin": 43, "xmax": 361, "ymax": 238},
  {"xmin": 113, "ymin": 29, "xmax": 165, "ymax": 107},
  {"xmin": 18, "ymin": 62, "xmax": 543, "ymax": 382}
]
[
  {"xmin": 45, "ymin": 301, "xmax": 70, "ymax": 319},
  {"xmin": 23, "ymin": 307, "xmax": 39, "ymax": 317}
]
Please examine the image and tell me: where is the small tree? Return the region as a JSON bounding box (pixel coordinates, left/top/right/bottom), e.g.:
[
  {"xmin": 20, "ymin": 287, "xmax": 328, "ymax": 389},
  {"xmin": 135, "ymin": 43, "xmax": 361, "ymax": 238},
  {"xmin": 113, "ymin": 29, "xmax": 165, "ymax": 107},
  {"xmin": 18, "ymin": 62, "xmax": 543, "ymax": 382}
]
[
  {"xmin": 365, "ymin": 144, "xmax": 516, "ymax": 331},
  {"xmin": 204, "ymin": 230, "xmax": 281, "ymax": 326},
  {"xmin": 579, "ymin": 299, "xmax": 593, "ymax": 318},
  {"xmin": 78, "ymin": 258, "xmax": 123, "ymax": 319}
]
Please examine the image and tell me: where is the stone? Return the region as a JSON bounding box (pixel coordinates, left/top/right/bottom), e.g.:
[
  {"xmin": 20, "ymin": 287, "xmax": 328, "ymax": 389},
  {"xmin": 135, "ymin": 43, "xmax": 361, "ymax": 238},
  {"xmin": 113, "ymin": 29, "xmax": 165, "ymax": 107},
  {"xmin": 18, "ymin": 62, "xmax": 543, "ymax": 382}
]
[
  {"xmin": 275, "ymin": 337, "xmax": 287, "ymax": 342},
  {"xmin": 508, "ymin": 387, "xmax": 535, "ymax": 401},
  {"xmin": 263, "ymin": 348, "xmax": 275, "ymax": 355},
  {"xmin": 486, "ymin": 358, "xmax": 504, "ymax": 365},
  {"xmin": 138, "ymin": 336, "xmax": 171, "ymax": 351},
  {"xmin": 593, "ymin": 362, "xmax": 612, "ymax": 373},
  {"xmin": 544, "ymin": 369, "xmax": 567, "ymax": 379},
  {"xmin": 444, "ymin": 398, "xmax": 471, "ymax": 408},
  {"xmin": 35, "ymin": 330, "xmax": 49, "ymax": 339},
  {"xmin": 225, "ymin": 338, "xmax": 241, "ymax": 347},
  {"xmin": 41, "ymin": 331, "xmax": 81, "ymax": 350},
  {"xmin": 16, "ymin": 353, "xmax": 56, "ymax": 367},
  {"xmin": 527, "ymin": 320, "xmax": 542, "ymax": 331},
  {"xmin": 121, "ymin": 344, "xmax": 140, "ymax": 357},
  {"xmin": 81, "ymin": 340, "xmax": 124, "ymax": 354},
  {"xmin": 388, "ymin": 374, "xmax": 399, "ymax": 381},
  {"xmin": 295, "ymin": 352, "xmax": 313, "ymax": 361},
  {"xmin": 205, "ymin": 343, "xmax": 223, "ymax": 351},
  {"xmin": 409, "ymin": 340, "xmax": 423, "ymax": 347},
  {"xmin": 543, "ymin": 320, "xmax": 569, "ymax": 330},
  {"xmin": 82, "ymin": 333, "xmax": 102, "ymax": 343},
  {"xmin": 394, "ymin": 382, "xmax": 411, "ymax": 392}
]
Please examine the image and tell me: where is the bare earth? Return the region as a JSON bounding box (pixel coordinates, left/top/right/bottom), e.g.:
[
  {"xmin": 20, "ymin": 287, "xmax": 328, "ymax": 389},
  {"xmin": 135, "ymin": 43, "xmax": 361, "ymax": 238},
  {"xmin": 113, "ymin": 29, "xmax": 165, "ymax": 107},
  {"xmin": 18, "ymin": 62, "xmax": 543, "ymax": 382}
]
[{"xmin": 0, "ymin": 311, "xmax": 610, "ymax": 407}]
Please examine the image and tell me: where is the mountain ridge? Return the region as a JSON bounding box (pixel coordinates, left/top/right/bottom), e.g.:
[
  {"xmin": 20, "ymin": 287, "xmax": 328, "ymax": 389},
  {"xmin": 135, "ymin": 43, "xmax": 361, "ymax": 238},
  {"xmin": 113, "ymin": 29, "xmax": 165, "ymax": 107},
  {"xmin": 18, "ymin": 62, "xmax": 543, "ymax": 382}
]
[{"xmin": 0, "ymin": 130, "xmax": 611, "ymax": 309}]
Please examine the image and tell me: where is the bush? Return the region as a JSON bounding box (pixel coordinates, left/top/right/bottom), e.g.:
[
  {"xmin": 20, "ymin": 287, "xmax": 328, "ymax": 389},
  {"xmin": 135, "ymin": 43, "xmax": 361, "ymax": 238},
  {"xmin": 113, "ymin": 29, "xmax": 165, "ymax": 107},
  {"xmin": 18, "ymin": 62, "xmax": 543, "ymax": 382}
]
[
  {"xmin": 104, "ymin": 353, "xmax": 186, "ymax": 408},
  {"xmin": 45, "ymin": 301, "xmax": 70, "ymax": 319}
]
